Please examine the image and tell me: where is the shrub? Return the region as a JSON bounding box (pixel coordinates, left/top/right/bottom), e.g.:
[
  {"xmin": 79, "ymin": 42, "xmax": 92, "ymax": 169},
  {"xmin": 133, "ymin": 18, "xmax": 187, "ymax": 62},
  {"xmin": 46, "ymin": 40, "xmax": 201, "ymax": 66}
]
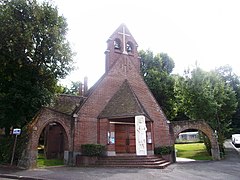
[
  {"xmin": 154, "ymin": 146, "xmax": 173, "ymax": 155},
  {"xmin": 0, "ymin": 136, "xmax": 12, "ymax": 163},
  {"xmin": 81, "ymin": 144, "xmax": 105, "ymax": 156},
  {"xmin": 0, "ymin": 127, "xmax": 29, "ymax": 165}
]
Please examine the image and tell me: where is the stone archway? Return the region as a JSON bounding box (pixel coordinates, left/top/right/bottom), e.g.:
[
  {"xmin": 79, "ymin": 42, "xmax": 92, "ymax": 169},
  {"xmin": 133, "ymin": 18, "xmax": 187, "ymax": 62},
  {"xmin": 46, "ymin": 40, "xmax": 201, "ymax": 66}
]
[
  {"xmin": 170, "ymin": 120, "xmax": 220, "ymax": 160},
  {"xmin": 18, "ymin": 108, "xmax": 73, "ymax": 169}
]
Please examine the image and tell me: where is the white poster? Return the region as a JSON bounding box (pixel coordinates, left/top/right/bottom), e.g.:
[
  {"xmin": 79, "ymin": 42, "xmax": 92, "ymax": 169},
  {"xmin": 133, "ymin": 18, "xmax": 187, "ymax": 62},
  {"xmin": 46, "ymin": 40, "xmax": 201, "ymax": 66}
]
[{"xmin": 135, "ymin": 115, "xmax": 147, "ymax": 155}]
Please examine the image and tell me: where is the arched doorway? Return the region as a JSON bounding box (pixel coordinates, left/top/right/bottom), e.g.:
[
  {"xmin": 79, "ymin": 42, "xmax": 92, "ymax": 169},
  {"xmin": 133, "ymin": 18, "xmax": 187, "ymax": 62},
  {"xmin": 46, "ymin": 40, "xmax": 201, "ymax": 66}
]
[
  {"xmin": 38, "ymin": 122, "xmax": 68, "ymax": 160},
  {"xmin": 170, "ymin": 120, "xmax": 220, "ymax": 161}
]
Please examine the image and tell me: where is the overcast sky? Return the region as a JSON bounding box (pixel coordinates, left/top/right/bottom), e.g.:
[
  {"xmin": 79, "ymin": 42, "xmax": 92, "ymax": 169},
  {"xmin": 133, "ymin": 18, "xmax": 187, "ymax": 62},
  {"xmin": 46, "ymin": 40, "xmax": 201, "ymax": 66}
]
[{"xmin": 49, "ymin": 0, "xmax": 240, "ymax": 87}]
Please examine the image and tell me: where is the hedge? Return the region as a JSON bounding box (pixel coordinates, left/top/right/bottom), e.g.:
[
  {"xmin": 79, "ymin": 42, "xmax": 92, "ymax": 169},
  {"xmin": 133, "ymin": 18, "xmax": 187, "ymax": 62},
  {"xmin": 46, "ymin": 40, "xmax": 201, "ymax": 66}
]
[
  {"xmin": 154, "ymin": 146, "xmax": 173, "ymax": 155},
  {"xmin": 81, "ymin": 144, "xmax": 105, "ymax": 156}
]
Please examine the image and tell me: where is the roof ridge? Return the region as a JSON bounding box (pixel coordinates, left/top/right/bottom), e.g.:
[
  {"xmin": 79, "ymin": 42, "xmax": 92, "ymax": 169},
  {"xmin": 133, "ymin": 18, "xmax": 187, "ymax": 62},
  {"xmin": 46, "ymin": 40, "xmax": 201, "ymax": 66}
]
[{"xmin": 125, "ymin": 80, "xmax": 151, "ymax": 120}]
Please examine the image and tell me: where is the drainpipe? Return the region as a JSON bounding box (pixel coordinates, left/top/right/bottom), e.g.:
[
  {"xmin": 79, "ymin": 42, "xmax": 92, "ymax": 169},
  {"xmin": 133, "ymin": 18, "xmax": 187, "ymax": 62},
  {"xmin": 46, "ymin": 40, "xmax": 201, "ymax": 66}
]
[{"xmin": 70, "ymin": 113, "xmax": 78, "ymax": 165}]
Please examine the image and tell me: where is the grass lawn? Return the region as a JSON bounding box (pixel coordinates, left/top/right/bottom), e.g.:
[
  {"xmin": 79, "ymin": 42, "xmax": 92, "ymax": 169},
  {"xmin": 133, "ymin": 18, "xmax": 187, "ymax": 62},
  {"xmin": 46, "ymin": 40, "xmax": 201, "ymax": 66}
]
[
  {"xmin": 37, "ymin": 154, "xmax": 64, "ymax": 167},
  {"xmin": 175, "ymin": 143, "xmax": 212, "ymax": 160}
]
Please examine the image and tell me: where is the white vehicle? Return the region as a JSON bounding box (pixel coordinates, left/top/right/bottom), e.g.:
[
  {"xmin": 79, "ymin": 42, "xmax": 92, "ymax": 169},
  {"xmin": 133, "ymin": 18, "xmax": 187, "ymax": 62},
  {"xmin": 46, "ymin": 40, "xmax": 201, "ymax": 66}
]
[{"xmin": 232, "ymin": 134, "xmax": 240, "ymax": 146}]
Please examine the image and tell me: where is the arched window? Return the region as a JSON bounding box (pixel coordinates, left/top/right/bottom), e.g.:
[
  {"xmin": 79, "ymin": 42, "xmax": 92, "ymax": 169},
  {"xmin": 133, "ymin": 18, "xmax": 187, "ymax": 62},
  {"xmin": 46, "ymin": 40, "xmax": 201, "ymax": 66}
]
[
  {"xmin": 114, "ymin": 38, "xmax": 121, "ymax": 50},
  {"xmin": 126, "ymin": 41, "xmax": 133, "ymax": 53}
]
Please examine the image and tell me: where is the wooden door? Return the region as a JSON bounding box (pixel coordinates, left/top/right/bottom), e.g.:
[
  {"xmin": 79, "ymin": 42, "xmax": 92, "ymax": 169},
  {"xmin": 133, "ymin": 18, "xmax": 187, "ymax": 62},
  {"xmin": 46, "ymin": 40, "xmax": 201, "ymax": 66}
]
[{"xmin": 115, "ymin": 124, "xmax": 136, "ymax": 153}]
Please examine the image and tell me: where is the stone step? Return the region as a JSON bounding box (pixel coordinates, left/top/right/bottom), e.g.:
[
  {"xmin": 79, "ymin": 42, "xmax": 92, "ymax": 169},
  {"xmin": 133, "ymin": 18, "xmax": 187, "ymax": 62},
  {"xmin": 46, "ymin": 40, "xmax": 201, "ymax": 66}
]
[
  {"xmin": 97, "ymin": 157, "xmax": 159, "ymax": 162},
  {"xmin": 97, "ymin": 160, "xmax": 167, "ymax": 165},
  {"xmin": 97, "ymin": 158, "xmax": 166, "ymax": 164},
  {"xmin": 95, "ymin": 155, "xmax": 171, "ymax": 169},
  {"xmin": 95, "ymin": 161, "xmax": 171, "ymax": 169},
  {"xmin": 98, "ymin": 155, "xmax": 161, "ymax": 160}
]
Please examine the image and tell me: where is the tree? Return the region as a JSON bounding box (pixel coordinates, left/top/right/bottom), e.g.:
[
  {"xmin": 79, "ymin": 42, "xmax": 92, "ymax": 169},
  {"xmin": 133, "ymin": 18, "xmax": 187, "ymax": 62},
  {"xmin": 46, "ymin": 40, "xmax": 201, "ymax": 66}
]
[
  {"xmin": 215, "ymin": 65, "xmax": 240, "ymax": 135},
  {"xmin": 139, "ymin": 50, "xmax": 176, "ymax": 120},
  {"xmin": 0, "ymin": 0, "xmax": 73, "ymax": 133},
  {"xmin": 175, "ymin": 66, "xmax": 237, "ymax": 152},
  {"xmin": 57, "ymin": 81, "xmax": 82, "ymax": 95}
]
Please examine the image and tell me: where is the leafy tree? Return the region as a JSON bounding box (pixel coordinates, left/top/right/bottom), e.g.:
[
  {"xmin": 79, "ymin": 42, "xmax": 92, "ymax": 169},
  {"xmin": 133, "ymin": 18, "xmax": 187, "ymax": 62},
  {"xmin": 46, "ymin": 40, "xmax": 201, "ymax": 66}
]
[
  {"xmin": 175, "ymin": 66, "xmax": 237, "ymax": 152},
  {"xmin": 0, "ymin": 0, "xmax": 73, "ymax": 133},
  {"xmin": 139, "ymin": 50, "xmax": 176, "ymax": 120},
  {"xmin": 56, "ymin": 81, "xmax": 82, "ymax": 95},
  {"xmin": 172, "ymin": 74, "xmax": 191, "ymax": 121},
  {"xmin": 69, "ymin": 81, "xmax": 82, "ymax": 95},
  {"xmin": 215, "ymin": 65, "xmax": 240, "ymax": 135}
]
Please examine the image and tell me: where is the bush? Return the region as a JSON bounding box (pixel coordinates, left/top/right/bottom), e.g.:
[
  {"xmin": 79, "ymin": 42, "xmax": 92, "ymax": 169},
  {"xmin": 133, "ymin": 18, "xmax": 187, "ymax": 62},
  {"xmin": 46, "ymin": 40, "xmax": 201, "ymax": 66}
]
[
  {"xmin": 154, "ymin": 146, "xmax": 173, "ymax": 155},
  {"xmin": 0, "ymin": 128, "xmax": 29, "ymax": 165},
  {"xmin": 0, "ymin": 136, "xmax": 12, "ymax": 163},
  {"xmin": 81, "ymin": 144, "xmax": 105, "ymax": 156}
]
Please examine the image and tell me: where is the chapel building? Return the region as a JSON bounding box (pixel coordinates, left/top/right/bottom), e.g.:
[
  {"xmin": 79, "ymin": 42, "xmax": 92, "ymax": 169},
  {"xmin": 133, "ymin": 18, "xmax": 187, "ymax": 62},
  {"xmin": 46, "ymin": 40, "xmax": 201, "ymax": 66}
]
[{"xmin": 23, "ymin": 24, "xmax": 173, "ymax": 168}]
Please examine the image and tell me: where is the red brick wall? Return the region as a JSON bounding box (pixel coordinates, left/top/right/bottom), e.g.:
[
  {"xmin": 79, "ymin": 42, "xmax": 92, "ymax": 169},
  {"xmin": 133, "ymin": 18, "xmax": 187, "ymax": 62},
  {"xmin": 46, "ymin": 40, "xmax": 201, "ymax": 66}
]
[
  {"xmin": 75, "ymin": 24, "xmax": 171, "ymax": 151},
  {"xmin": 75, "ymin": 55, "xmax": 170, "ymax": 150}
]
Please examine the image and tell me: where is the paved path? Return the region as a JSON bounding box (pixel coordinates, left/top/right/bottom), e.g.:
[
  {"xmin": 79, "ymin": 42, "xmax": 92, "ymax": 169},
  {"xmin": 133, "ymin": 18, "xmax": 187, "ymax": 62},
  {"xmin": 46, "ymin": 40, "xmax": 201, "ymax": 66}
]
[{"xmin": 1, "ymin": 140, "xmax": 240, "ymax": 180}]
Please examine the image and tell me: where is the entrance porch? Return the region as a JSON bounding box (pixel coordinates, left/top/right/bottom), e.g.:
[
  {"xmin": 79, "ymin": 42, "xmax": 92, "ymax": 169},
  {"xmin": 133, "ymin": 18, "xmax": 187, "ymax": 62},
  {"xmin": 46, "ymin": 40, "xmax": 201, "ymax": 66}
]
[{"xmin": 98, "ymin": 116, "xmax": 154, "ymax": 156}]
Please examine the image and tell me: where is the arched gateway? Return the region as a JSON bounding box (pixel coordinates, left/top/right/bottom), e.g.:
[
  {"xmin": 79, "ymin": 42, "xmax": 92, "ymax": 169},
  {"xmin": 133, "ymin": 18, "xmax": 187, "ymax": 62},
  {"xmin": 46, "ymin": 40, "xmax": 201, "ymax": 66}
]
[
  {"xmin": 18, "ymin": 107, "xmax": 73, "ymax": 168},
  {"xmin": 170, "ymin": 120, "xmax": 220, "ymax": 160}
]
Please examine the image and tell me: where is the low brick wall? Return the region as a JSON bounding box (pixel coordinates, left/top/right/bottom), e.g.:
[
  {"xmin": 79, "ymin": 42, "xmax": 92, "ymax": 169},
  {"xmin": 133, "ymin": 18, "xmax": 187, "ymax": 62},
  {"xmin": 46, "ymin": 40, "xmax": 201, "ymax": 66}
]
[{"xmin": 75, "ymin": 155, "xmax": 98, "ymax": 166}]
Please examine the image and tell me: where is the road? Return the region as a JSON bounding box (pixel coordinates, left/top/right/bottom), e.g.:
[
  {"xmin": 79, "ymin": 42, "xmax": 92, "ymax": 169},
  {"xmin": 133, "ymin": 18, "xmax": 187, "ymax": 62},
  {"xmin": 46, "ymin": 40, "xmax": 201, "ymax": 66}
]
[{"xmin": 1, "ymin": 140, "xmax": 240, "ymax": 180}]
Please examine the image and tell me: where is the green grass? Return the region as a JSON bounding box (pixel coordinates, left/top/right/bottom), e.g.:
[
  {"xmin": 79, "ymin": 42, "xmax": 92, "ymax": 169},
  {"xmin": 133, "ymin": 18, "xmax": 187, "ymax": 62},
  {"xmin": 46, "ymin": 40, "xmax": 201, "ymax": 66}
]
[
  {"xmin": 37, "ymin": 154, "xmax": 64, "ymax": 167},
  {"xmin": 175, "ymin": 143, "xmax": 212, "ymax": 160}
]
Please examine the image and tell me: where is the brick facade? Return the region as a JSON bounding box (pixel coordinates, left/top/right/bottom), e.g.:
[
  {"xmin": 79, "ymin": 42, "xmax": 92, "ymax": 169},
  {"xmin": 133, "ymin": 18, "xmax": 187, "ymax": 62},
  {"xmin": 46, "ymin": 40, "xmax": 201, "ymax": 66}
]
[{"xmin": 73, "ymin": 24, "xmax": 171, "ymax": 155}]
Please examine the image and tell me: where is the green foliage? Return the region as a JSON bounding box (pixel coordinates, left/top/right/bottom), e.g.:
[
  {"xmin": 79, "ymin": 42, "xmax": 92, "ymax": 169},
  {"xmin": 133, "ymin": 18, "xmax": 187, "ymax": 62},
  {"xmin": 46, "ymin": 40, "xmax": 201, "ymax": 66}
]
[
  {"xmin": 175, "ymin": 66, "xmax": 238, "ymax": 152},
  {"xmin": 139, "ymin": 49, "xmax": 240, "ymax": 149},
  {"xmin": 0, "ymin": 136, "xmax": 12, "ymax": 163},
  {"xmin": 202, "ymin": 134, "xmax": 212, "ymax": 155},
  {"xmin": 154, "ymin": 146, "xmax": 173, "ymax": 155},
  {"xmin": 139, "ymin": 50, "xmax": 176, "ymax": 120},
  {"xmin": 81, "ymin": 144, "xmax": 106, "ymax": 156},
  {"xmin": 62, "ymin": 81, "xmax": 82, "ymax": 95},
  {"xmin": 0, "ymin": 128, "xmax": 28, "ymax": 164},
  {"xmin": 69, "ymin": 81, "xmax": 82, "ymax": 95},
  {"xmin": 0, "ymin": 0, "xmax": 73, "ymax": 130},
  {"xmin": 216, "ymin": 65, "xmax": 240, "ymax": 136}
]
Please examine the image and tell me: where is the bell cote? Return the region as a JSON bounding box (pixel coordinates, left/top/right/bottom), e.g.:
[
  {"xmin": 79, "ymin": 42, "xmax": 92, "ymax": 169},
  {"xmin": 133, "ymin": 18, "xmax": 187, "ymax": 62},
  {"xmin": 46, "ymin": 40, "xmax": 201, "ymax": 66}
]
[{"xmin": 105, "ymin": 24, "xmax": 140, "ymax": 73}]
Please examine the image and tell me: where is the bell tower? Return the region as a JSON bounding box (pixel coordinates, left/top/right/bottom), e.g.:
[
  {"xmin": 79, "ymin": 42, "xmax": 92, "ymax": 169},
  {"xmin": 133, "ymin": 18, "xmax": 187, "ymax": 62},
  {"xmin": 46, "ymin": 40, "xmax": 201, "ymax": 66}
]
[{"xmin": 105, "ymin": 24, "xmax": 140, "ymax": 73}]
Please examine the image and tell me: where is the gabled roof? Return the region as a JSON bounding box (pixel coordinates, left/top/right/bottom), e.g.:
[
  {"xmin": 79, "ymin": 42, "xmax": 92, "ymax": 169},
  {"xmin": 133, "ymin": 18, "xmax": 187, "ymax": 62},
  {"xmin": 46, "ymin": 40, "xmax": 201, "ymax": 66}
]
[
  {"xmin": 98, "ymin": 80, "xmax": 149, "ymax": 119},
  {"xmin": 49, "ymin": 94, "xmax": 85, "ymax": 115}
]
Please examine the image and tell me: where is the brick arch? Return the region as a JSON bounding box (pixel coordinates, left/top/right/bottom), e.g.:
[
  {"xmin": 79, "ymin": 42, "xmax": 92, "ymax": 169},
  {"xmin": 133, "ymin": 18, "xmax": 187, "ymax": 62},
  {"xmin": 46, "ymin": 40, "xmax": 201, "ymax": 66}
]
[
  {"xmin": 171, "ymin": 120, "xmax": 220, "ymax": 160},
  {"xmin": 18, "ymin": 108, "xmax": 73, "ymax": 169},
  {"xmin": 34, "ymin": 118, "xmax": 71, "ymax": 152}
]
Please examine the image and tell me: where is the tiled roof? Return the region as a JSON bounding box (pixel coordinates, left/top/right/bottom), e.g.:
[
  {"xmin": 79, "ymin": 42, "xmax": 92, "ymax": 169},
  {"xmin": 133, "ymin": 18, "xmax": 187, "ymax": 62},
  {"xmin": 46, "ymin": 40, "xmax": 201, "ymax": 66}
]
[
  {"xmin": 98, "ymin": 80, "xmax": 149, "ymax": 119},
  {"xmin": 49, "ymin": 94, "xmax": 84, "ymax": 115}
]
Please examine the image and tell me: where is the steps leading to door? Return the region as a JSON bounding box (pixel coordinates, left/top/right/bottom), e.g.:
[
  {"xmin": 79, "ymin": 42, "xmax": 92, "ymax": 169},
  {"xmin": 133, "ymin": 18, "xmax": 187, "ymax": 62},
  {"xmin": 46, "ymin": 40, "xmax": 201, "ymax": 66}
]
[{"xmin": 95, "ymin": 155, "xmax": 171, "ymax": 169}]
